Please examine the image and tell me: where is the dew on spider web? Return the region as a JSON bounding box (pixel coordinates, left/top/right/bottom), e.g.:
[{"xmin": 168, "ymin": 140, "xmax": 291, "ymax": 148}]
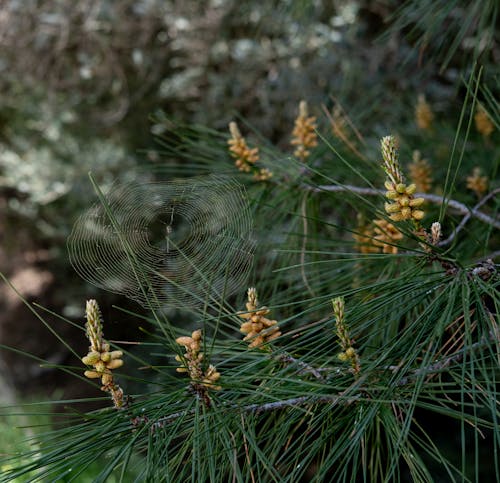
[{"xmin": 67, "ymin": 175, "xmax": 255, "ymax": 308}]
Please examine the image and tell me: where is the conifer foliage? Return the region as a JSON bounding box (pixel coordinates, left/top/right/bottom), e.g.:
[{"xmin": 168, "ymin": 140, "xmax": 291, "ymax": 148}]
[
  {"xmin": 0, "ymin": 3, "xmax": 499, "ymax": 482},
  {"xmin": 1, "ymin": 89, "xmax": 498, "ymax": 480}
]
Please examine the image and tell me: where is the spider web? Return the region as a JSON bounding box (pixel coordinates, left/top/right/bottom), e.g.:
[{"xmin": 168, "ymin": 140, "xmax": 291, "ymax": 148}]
[{"xmin": 67, "ymin": 175, "xmax": 254, "ymax": 308}]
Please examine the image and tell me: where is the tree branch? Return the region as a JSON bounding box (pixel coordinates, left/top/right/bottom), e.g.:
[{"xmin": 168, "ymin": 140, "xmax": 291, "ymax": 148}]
[
  {"xmin": 393, "ymin": 329, "xmax": 498, "ymax": 386},
  {"xmin": 275, "ymin": 352, "xmax": 326, "ymax": 381},
  {"xmin": 134, "ymin": 330, "xmax": 498, "ymax": 432},
  {"xmin": 307, "ymin": 184, "xmax": 500, "ymax": 229},
  {"xmin": 439, "ymin": 188, "xmax": 500, "ymax": 246}
]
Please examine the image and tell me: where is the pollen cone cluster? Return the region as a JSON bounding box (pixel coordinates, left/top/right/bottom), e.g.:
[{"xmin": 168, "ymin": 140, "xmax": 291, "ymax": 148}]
[
  {"xmin": 175, "ymin": 330, "xmax": 221, "ymax": 390},
  {"xmin": 372, "ymin": 219, "xmax": 403, "ymax": 254},
  {"xmin": 228, "ymin": 122, "xmax": 272, "ymax": 181},
  {"xmin": 466, "ymin": 167, "xmax": 488, "ymax": 198},
  {"xmin": 228, "ymin": 122, "xmax": 258, "ymax": 172},
  {"xmin": 475, "ymin": 105, "xmax": 494, "ymax": 138},
  {"xmin": 332, "ymin": 297, "xmax": 360, "ymax": 374},
  {"xmin": 254, "ymin": 167, "xmax": 273, "ymax": 181},
  {"xmin": 353, "ymin": 219, "xmax": 379, "ymax": 254},
  {"xmin": 81, "ymin": 300, "xmax": 125, "ymax": 408},
  {"xmin": 415, "ymin": 94, "xmax": 434, "ymax": 131},
  {"xmin": 408, "ymin": 150, "xmax": 432, "ymax": 193},
  {"xmin": 381, "ymin": 136, "xmax": 425, "ymax": 222},
  {"xmin": 291, "ymin": 100, "xmax": 318, "ymax": 161},
  {"xmin": 239, "ymin": 287, "xmax": 280, "ymax": 349},
  {"xmin": 330, "ymin": 105, "xmax": 349, "ymax": 142},
  {"xmin": 353, "ymin": 216, "xmax": 403, "ymax": 254}
]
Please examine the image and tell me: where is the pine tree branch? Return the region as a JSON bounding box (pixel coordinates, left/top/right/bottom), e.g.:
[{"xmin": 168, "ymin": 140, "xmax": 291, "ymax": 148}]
[
  {"xmin": 439, "ymin": 188, "xmax": 500, "ymax": 246},
  {"xmin": 275, "ymin": 352, "xmax": 326, "ymax": 380},
  {"xmin": 476, "ymin": 250, "xmax": 500, "ymax": 263},
  {"xmin": 307, "ymin": 184, "xmax": 500, "ymax": 229},
  {"xmin": 133, "ymin": 392, "xmax": 361, "ymax": 432},
  {"xmin": 136, "ymin": 329, "xmax": 498, "ymax": 432},
  {"xmin": 242, "ymin": 393, "xmax": 360, "ymax": 413},
  {"xmin": 392, "ymin": 329, "xmax": 499, "ymax": 386}
]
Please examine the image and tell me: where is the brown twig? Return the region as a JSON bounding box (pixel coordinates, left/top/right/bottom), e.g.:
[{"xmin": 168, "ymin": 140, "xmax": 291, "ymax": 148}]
[
  {"xmin": 276, "ymin": 353, "xmax": 325, "ymax": 381},
  {"xmin": 141, "ymin": 393, "xmax": 361, "ymax": 432},
  {"xmin": 439, "ymin": 188, "xmax": 500, "ymax": 246},
  {"xmin": 393, "ymin": 329, "xmax": 498, "ymax": 386},
  {"xmin": 136, "ymin": 329, "xmax": 498, "ymax": 433},
  {"xmin": 307, "ymin": 184, "xmax": 500, "ymax": 229}
]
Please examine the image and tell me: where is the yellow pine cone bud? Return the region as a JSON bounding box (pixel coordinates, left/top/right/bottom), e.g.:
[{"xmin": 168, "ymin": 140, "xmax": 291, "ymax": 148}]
[
  {"xmin": 175, "ymin": 330, "xmax": 221, "ymax": 391},
  {"xmin": 338, "ymin": 352, "xmax": 348, "ymax": 362},
  {"xmin": 254, "ymin": 168, "xmax": 273, "ymax": 181},
  {"xmin": 409, "ymin": 197, "xmax": 424, "ymax": 207},
  {"xmin": 100, "ymin": 352, "xmax": 111, "ymax": 362},
  {"xmin": 411, "ymin": 210, "xmax": 425, "ymax": 221},
  {"xmin": 84, "ymin": 370, "xmax": 101, "ymax": 379},
  {"xmin": 82, "ymin": 351, "xmax": 101, "ymax": 365},
  {"xmin": 101, "ymin": 373, "xmax": 113, "ymax": 386},
  {"xmin": 176, "ymin": 336, "xmax": 195, "ymax": 347},
  {"xmin": 81, "ymin": 299, "xmax": 125, "ymax": 409},
  {"xmin": 405, "ymin": 184, "xmax": 417, "ymax": 195},
  {"xmin": 291, "ymin": 100, "xmax": 318, "ymax": 161},
  {"xmin": 345, "ymin": 347, "xmax": 356, "ymax": 358},
  {"xmin": 266, "ymin": 330, "xmax": 280, "ymax": 342},
  {"xmin": 384, "ymin": 203, "xmax": 400, "ymax": 214},
  {"xmin": 106, "ymin": 359, "xmax": 124, "ymax": 370},
  {"xmin": 333, "ymin": 298, "xmax": 360, "ymax": 374},
  {"xmin": 383, "ymin": 178, "xmax": 425, "ymax": 222},
  {"xmin": 373, "ymin": 219, "xmax": 403, "ymax": 254},
  {"xmin": 239, "ymin": 287, "xmax": 281, "ymax": 348},
  {"xmin": 247, "ymin": 287, "xmax": 257, "ymax": 310},
  {"xmin": 389, "ymin": 213, "xmax": 404, "ymax": 222},
  {"xmin": 228, "ymin": 122, "xmax": 260, "ymax": 173},
  {"xmin": 248, "ymin": 335, "xmax": 266, "ymax": 349},
  {"xmin": 110, "ymin": 350, "xmax": 123, "ymax": 359},
  {"xmin": 204, "ymin": 364, "xmax": 221, "ymax": 385},
  {"xmin": 475, "ymin": 105, "xmax": 494, "ymax": 138},
  {"xmin": 466, "ymin": 167, "xmax": 488, "ymax": 198},
  {"xmin": 415, "ymin": 94, "xmax": 434, "ymax": 131},
  {"xmin": 409, "ymin": 150, "xmax": 432, "ymax": 193}
]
